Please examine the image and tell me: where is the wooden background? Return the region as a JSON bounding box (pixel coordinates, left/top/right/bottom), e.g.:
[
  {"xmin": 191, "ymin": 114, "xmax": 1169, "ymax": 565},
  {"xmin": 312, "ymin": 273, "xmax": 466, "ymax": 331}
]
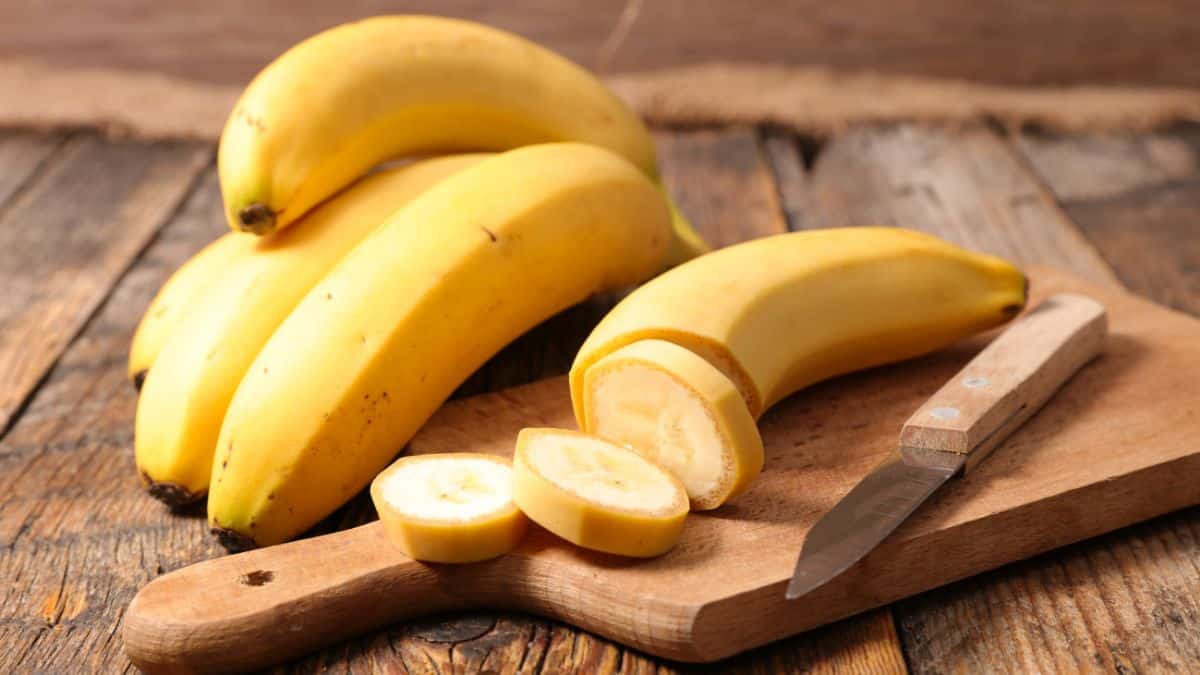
[
  {"xmin": 2, "ymin": 1, "xmax": 1199, "ymax": 87},
  {"xmin": 0, "ymin": 120, "xmax": 1198, "ymax": 672}
]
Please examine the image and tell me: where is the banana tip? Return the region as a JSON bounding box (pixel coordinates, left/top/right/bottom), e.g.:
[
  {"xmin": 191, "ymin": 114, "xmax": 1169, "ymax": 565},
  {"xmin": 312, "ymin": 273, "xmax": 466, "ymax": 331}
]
[
  {"xmin": 237, "ymin": 203, "xmax": 276, "ymax": 235},
  {"xmin": 142, "ymin": 473, "xmax": 204, "ymax": 509},
  {"xmin": 131, "ymin": 370, "xmax": 147, "ymax": 391},
  {"xmin": 211, "ymin": 526, "xmax": 260, "ymax": 553}
]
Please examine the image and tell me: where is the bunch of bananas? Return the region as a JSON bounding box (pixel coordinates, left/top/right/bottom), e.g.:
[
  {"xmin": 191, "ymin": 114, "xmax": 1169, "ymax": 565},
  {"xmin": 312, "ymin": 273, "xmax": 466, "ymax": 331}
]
[
  {"xmin": 133, "ymin": 15, "xmax": 1027, "ymax": 560},
  {"xmin": 371, "ymin": 229, "xmax": 1026, "ymax": 561},
  {"xmin": 131, "ymin": 16, "xmax": 702, "ymax": 547}
]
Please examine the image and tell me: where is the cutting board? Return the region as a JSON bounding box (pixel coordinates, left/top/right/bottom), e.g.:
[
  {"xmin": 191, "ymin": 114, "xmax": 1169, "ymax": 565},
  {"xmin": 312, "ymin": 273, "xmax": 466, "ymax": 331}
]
[{"xmin": 123, "ymin": 267, "xmax": 1200, "ymax": 673}]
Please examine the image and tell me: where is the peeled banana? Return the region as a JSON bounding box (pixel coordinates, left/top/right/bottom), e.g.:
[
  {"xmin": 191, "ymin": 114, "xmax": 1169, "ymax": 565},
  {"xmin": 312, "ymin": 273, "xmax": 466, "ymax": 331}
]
[
  {"xmin": 207, "ymin": 143, "xmax": 673, "ymax": 549},
  {"xmin": 135, "ymin": 154, "xmax": 489, "ymax": 506},
  {"xmin": 127, "ymin": 232, "xmax": 256, "ymax": 388},
  {"xmin": 512, "ymin": 428, "xmax": 689, "ymax": 558},
  {"xmin": 371, "ymin": 454, "xmax": 527, "ymax": 563},
  {"xmin": 570, "ymin": 227, "xmax": 1027, "ymax": 508}
]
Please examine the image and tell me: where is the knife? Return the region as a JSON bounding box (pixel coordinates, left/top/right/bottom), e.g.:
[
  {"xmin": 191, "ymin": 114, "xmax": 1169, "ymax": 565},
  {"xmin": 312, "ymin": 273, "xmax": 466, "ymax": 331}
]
[{"xmin": 786, "ymin": 292, "xmax": 1108, "ymax": 600}]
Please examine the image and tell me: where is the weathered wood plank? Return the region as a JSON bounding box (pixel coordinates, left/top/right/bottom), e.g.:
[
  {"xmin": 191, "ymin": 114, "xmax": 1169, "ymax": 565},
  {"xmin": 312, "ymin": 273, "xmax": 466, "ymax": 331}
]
[
  {"xmin": 0, "ymin": 169, "xmax": 229, "ymax": 673},
  {"xmin": 0, "ymin": 130, "xmax": 65, "ymax": 208},
  {"xmin": 1017, "ymin": 129, "xmax": 1200, "ymax": 315},
  {"xmin": 774, "ymin": 122, "xmax": 1200, "ymax": 673},
  {"xmin": 655, "ymin": 128, "xmax": 787, "ymax": 248},
  {"xmin": 890, "ymin": 127, "xmax": 1200, "ymax": 673},
  {"xmin": 800, "ymin": 124, "xmax": 1119, "ymax": 287},
  {"xmin": 0, "ymin": 134, "xmax": 210, "ymax": 434}
]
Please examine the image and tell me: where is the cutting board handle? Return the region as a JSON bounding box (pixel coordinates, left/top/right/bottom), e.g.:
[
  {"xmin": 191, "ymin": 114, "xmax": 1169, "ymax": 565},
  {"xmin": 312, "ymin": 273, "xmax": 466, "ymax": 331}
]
[
  {"xmin": 123, "ymin": 523, "xmax": 472, "ymax": 674},
  {"xmin": 900, "ymin": 293, "xmax": 1108, "ymax": 473}
]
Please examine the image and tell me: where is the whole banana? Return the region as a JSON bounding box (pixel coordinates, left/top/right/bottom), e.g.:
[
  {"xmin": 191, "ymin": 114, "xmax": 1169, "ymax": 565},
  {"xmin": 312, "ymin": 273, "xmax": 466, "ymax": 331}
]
[
  {"xmin": 128, "ymin": 232, "xmax": 256, "ymax": 388},
  {"xmin": 217, "ymin": 15, "xmax": 706, "ymax": 263},
  {"xmin": 570, "ymin": 227, "xmax": 1027, "ymax": 508},
  {"xmin": 207, "ymin": 143, "xmax": 673, "ymax": 549},
  {"xmin": 135, "ymin": 155, "xmax": 489, "ymax": 506}
]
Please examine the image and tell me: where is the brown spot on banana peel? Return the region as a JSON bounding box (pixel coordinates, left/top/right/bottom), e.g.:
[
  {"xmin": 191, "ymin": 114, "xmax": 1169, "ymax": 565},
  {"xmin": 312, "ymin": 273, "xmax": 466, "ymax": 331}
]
[
  {"xmin": 212, "ymin": 526, "xmax": 259, "ymax": 552},
  {"xmin": 141, "ymin": 471, "xmax": 204, "ymax": 508},
  {"xmin": 237, "ymin": 203, "xmax": 276, "ymax": 235}
]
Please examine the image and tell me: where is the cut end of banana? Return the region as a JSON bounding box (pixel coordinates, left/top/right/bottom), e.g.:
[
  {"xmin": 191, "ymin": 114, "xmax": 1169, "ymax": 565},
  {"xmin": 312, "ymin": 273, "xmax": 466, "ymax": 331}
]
[
  {"xmin": 513, "ymin": 428, "xmax": 688, "ymax": 558},
  {"xmin": 236, "ymin": 203, "xmax": 277, "ymax": 235},
  {"xmin": 583, "ymin": 339, "xmax": 764, "ymax": 510},
  {"xmin": 370, "ymin": 453, "xmax": 527, "ymax": 563}
]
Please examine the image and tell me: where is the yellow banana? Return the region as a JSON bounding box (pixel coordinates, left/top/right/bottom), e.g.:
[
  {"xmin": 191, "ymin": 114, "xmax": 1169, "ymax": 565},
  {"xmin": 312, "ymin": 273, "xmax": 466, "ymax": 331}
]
[
  {"xmin": 128, "ymin": 232, "xmax": 256, "ymax": 388},
  {"xmin": 569, "ymin": 227, "xmax": 1027, "ymax": 507},
  {"xmin": 207, "ymin": 143, "xmax": 673, "ymax": 549},
  {"xmin": 135, "ymin": 154, "xmax": 489, "ymax": 507},
  {"xmin": 217, "ymin": 15, "xmax": 707, "ymax": 262}
]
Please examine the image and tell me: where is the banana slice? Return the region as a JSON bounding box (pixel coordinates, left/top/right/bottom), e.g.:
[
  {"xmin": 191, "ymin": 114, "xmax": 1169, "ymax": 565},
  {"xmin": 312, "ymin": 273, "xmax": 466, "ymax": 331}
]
[
  {"xmin": 583, "ymin": 339, "xmax": 763, "ymax": 510},
  {"xmin": 512, "ymin": 428, "xmax": 689, "ymax": 557},
  {"xmin": 370, "ymin": 453, "xmax": 527, "ymax": 563}
]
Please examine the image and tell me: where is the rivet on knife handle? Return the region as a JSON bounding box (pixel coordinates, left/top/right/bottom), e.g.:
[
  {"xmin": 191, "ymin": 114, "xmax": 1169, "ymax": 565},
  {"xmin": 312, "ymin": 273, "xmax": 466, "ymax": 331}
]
[{"xmin": 900, "ymin": 293, "xmax": 1108, "ymax": 474}]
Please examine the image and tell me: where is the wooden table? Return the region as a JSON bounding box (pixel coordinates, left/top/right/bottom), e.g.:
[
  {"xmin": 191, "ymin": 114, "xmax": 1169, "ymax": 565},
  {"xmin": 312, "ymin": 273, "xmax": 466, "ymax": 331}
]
[{"xmin": 0, "ymin": 122, "xmax": 1197, "ymax": 673}]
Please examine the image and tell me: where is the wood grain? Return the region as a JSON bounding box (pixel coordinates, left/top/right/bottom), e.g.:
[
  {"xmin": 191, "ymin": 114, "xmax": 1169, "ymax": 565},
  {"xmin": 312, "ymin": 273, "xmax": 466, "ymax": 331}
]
[
  {"xmin": 0, "ymin": 130, "xmax": 65, "ymax": 207},
  {"xmin": 1018, "ymin": 129, "xmax": 1200, "ymax": 315},
  {"xmin": 797, "ymin": 124, "xmax": 1120, "ymax": 287},
  {"xmin": 0, "ymin": 169, "xmax": 229, "ymax": 673},
  {"xmin": 4, "ymin": 1, "xmax": 1200, "ymax": 88},
  {"xmin": 0, "ymin": 133, "xmax": 210, "ymax": 434},
  {"xmin": 123, "ymin": 267, "xmax": 1200, "ymax": 672},
  {"xmin": 654, "ymin": 128, "xmax": 786, "ymax": 248},
  {"xmin": 888, "ymin": 127, "xmax": 1200, "ymax": 674},
  {"xmin": 761, "ymin": 122, "xmax": 1200, "ymax": 672}
]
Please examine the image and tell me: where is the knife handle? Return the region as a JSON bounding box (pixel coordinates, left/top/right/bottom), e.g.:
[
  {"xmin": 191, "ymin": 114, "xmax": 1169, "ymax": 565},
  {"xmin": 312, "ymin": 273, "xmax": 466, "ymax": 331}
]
[{"xmin": 899, "ymin": 293, "xmax": 1107, "ymax": 474}]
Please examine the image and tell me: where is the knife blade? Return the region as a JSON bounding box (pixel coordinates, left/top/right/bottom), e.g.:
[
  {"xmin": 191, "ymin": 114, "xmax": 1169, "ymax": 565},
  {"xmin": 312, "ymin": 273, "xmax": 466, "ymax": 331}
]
[{"xmin": 786, "ymin": 293, "xmax": 1108, "ymax": 600}]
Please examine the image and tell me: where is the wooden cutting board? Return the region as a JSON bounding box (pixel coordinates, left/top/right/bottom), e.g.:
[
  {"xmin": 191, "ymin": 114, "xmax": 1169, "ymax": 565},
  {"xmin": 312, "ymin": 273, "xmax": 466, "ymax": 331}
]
[{"xmin": 123, "ymin": 267, "xmax": 1200, "ymax": 673}]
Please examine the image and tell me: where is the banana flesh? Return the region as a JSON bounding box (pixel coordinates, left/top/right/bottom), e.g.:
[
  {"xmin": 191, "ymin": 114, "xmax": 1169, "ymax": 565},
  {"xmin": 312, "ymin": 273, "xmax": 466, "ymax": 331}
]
[
  {"xmin": 568, "ymin": 227, "xmax": 1027, "ymax": 509},
  {"xmin": 207, "ymin": 143, "xmax": 673, "ymax": 549},
  {"xmin": 127, "ymin": 232, "xmax": 256, "ymax": 388},
  {"xmin": 584, "ymin": 339, "xmax": 762, "ymax": 510},
  {"xmin": 512, "ymin": 428, "xmax": 689, "ymax": 558},
  {"xmin": 371, "ymin": 454, "xmax": 527, "ymax": 563},
  {"xmin": 135, "ymin": 154, "xmax": 489, "ymax": 506}
]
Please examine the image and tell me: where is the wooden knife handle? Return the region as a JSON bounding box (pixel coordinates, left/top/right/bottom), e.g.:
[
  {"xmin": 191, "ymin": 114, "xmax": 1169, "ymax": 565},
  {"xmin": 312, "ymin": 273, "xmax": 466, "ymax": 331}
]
[
  {"xmin": 122, "ymin": 523, "xmax": 472, "ymax": 674},
  {"xmin": 899, "ymin": 293, "xmax": 1108, "ymax": 474}
]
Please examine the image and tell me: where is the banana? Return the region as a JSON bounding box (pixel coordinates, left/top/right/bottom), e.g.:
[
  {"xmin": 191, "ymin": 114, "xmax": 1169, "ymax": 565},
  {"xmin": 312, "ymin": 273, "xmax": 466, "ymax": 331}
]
[
  {"xmin": 569, "ymin": 227, "xmax": 1027, "ymax": 507},
  {"xmin": 135, "ymin": 154, "xmax": 489, "ymax": 507},
  {"xmin": 583, "ymin": 339, "xmax": 763, "ymax": 510},
  {"xmin": 128, "ymin": 232, "xmax": 256, "ymax": 388},
  {"xmin": 207, "ymin": 143, "xmax": 673, "ymax": 549},
  {"xmin": 512, "ymin": 428, "xmax": 689, "ymax": 558},
  {"xmin": 217, "ymin": 15, "xmax": 707, "ymax": 263},
  {"xmin": 371, "ymin": 454, "xmax": 527, "ymax": 563}
]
